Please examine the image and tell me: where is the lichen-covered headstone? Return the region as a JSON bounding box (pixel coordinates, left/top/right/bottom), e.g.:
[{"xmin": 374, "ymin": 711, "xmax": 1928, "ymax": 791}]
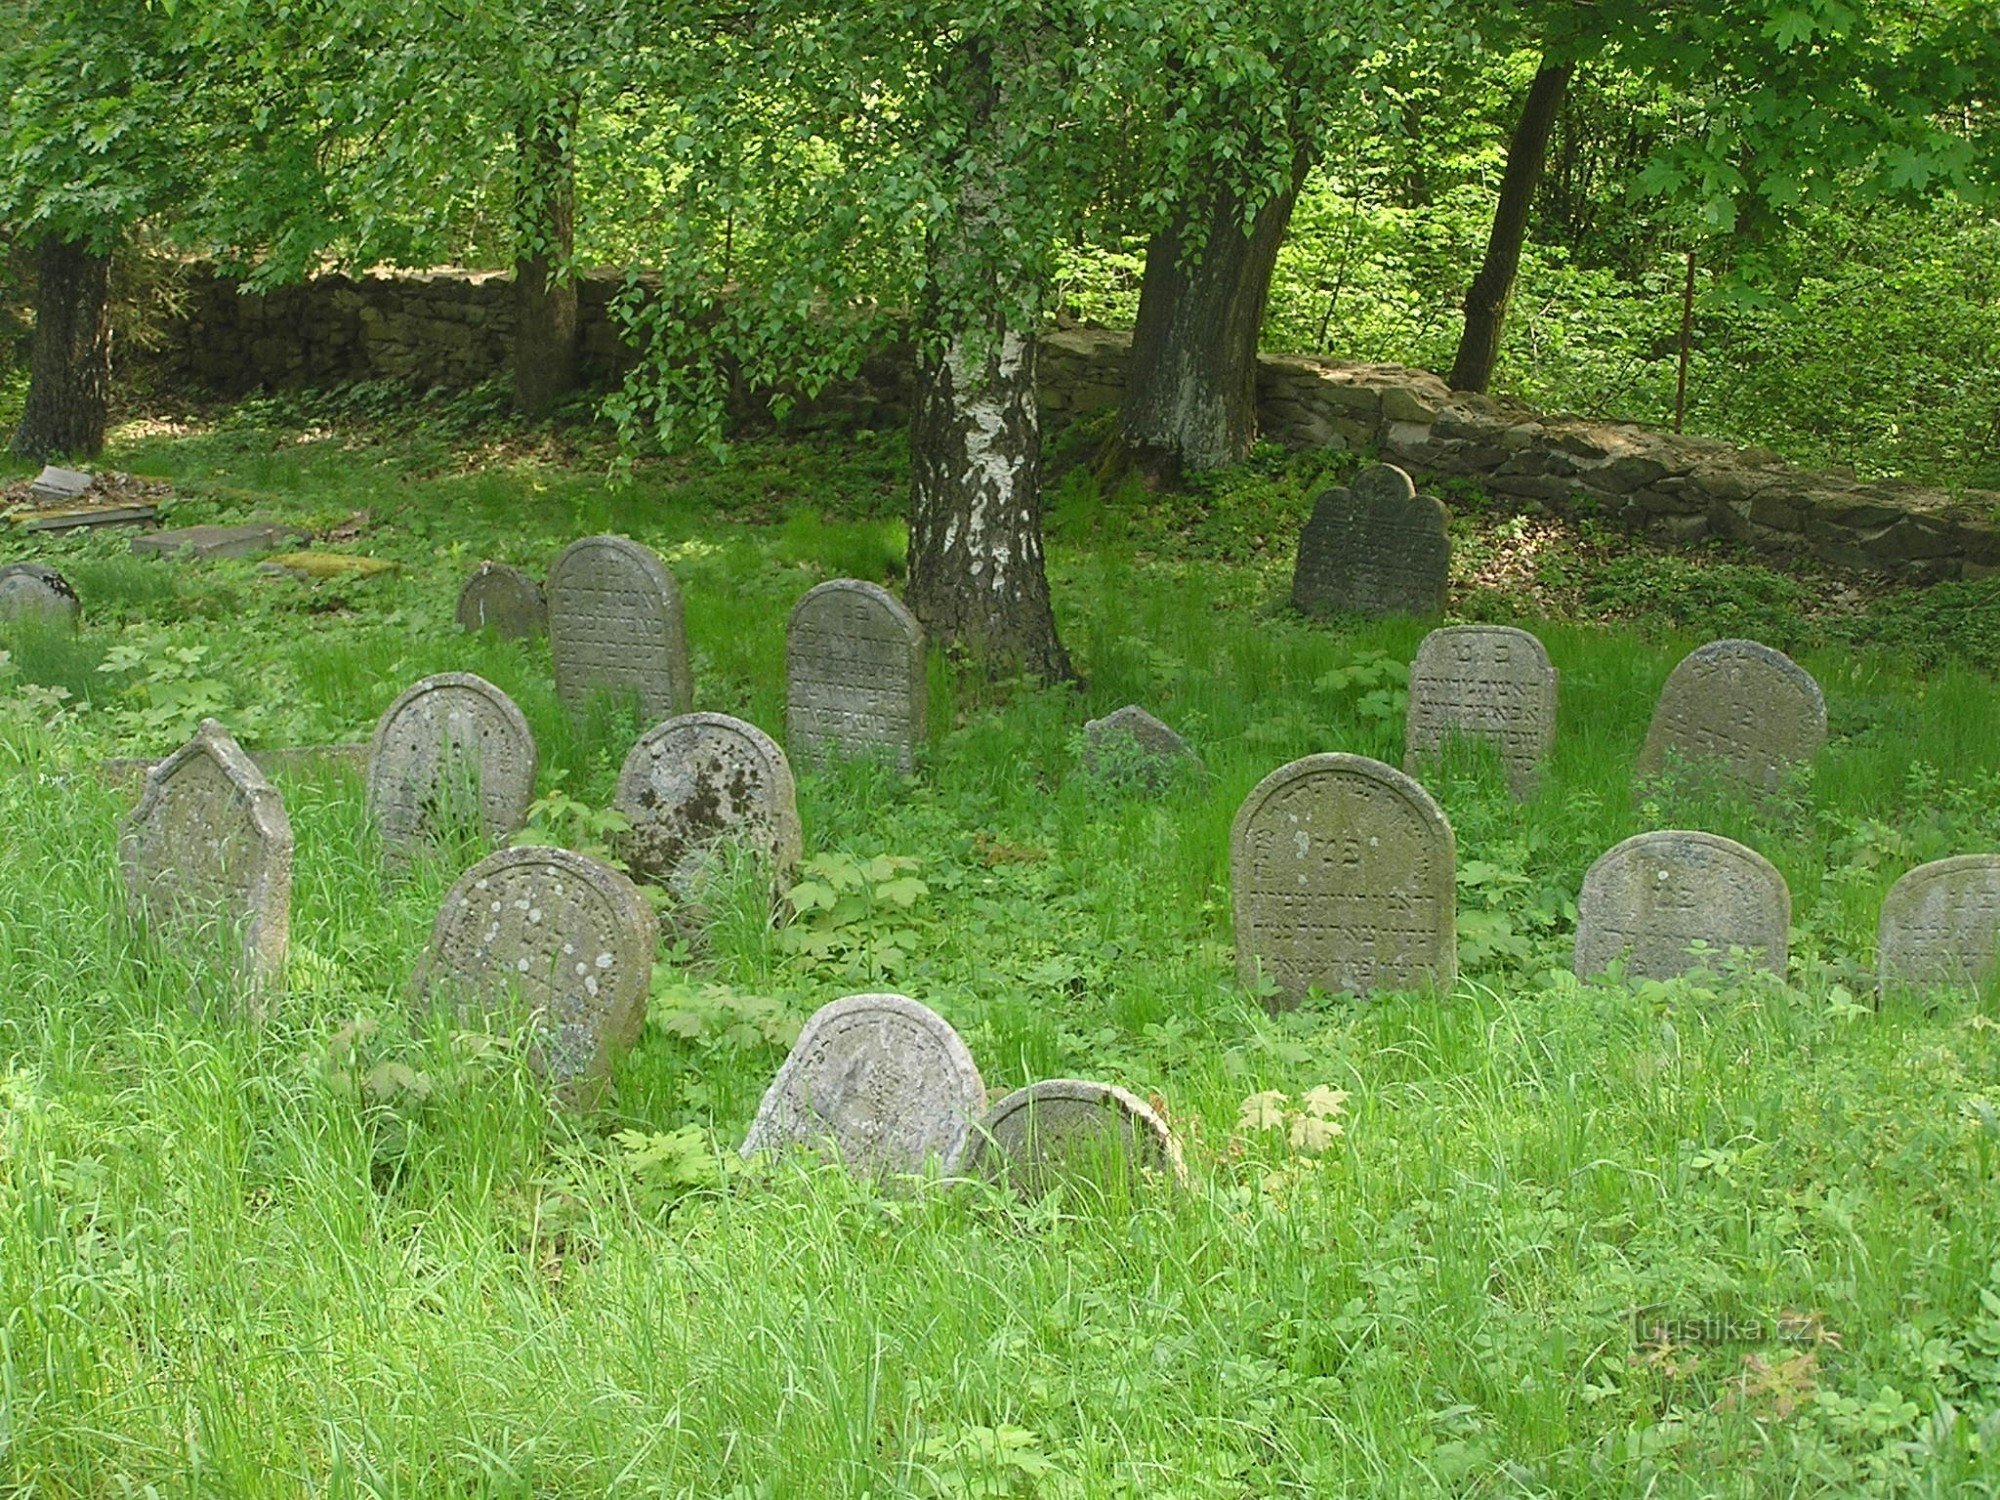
[
  {"xmin": 1082, "ymin": 705, "xmax": 1201, "ymax": 789},
  {"xmin": 786, "ymin": 579, "xmax": 926, "ymax": 772},
  {"xmin": 1404, "ymin": 625, "xmax": 1558, "ymax": 798},
  {"xmin": 0, "ymin": 562, "xmax": 80, "ymax": 628},
  {"xmin": 613, "ymin": 712, "xmax": 802, "ymax": 911},
  {"xmin": 964, "ymin": 1079, "xmax": 1185, "ymax": 1196},
  {"xmin": 366, "ymin": 672, "xmax": 538, "ymax": 859},
  {"xmin": 118, "ymin": 718, "xmax": 293, "ymax": 994},
  {"xmin": 1574, "ymin": 830, "xmax": 1790, "ymax": 982},
  {"xmin": 1877, "ymin": 855, "xmax": 2000, "ymax": 997},
  {"xmin": 740, "ymin": 993, "xmax": 986, "ymax": 1176},
  {"xmin": 1636, "ymin": 639, "xmax": 1826, "ymax": 795},
  {"xmin": 414, "ymin": 846, "xmax": 657, "ymax": 1089},
  {"xmin": 1291, "ymin": 463, "xmax": 1450, "ymax": 618},
  {"xmin": 545, "ymin": 535, "xmax": 691, "ymax": 719},
  {"xmin": 456, "ymin": 561, "xmax": 546, "ymax": 640},
  {"xmin": 1230, "ymin": 753, "xmax": 1457, "ymax": 1009}
]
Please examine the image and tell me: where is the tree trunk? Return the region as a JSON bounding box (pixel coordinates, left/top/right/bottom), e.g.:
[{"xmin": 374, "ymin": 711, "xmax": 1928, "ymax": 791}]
[
  {"xmin": 1449, "ymin": 60, "xmax": 1574, "ymax": 394},
  {"xmin": 1116, "ymin": 150, "xmax": 1308, "ymax": 482},
  {"xmin": 512, "ymin": 99, "xmax": 579, "ymax": 417},
  {"xmin": 10, "ymin": 232, "xmax": 113, "ymax": 463}
]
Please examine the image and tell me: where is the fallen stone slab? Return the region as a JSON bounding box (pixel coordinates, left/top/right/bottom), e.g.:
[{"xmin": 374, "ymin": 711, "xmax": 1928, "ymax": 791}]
[
  {"xmin": 131, "ymin": 522, "xmax": 311, "ymax": 561},
  {"xmin": 16, "ymin": 502, "xmax": 162, "ymax": 533}
]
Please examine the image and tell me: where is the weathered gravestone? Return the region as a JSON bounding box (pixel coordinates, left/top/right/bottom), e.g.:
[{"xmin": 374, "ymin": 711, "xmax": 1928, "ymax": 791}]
[
  {"xmin": 456, "ymin": 561, "xmax": 546, "ymax": 640},
  {"xmin": 1082, "ymin": 705, "xmax": 1201, "ymax": 788},
  {"xmin": 118, "ymin": 718, "xmax": 293, "ymax": 994},
  {"xmin": 786, "ymin": 579, "xmax": 926, "ymax": 772},
  {"xmin": 413, "ymin": 846, "xmax": 657, "ymax": 1090},
  {"xmin": 1404, "ymin": 625, "xmax": 1558, "ymax": 798},
  {"xmin": 1573, "ymin": 830, "xmax": 1790, "ymax": 982},
  {"xmin": 613, "ymin": 712, "xmax": 803, "ymax": 911},
  {"xmin": 964, "ymin": 1079, "xmax": 1185, "ymax": 1196},
  {"xmin": 545, "ymin": 535, "xmax": 691, "ymax": 720},
  {"xmin": 28, "ymin": 465, "xmax": 93, "ymax": 503},
  {"xmin": 366, "ymin": 673, "xmax": 538, "ymax": 860},
  {"xmin": 130, "ymin": 522, "xmax": 311, "ymax": 561},
  {"xmin": 740, "ymin": 993, "xmax": 987, "ymax": 1176},
  {"xmin": 1291, "ymin": 463, "xmax": 1450, "ymax": 619},
  {"xmin": 1877, "ymin": 855, "xmax": 2000, "ymax": 997},
  {"xmin": 1636, "ymin": 639, "xmax": 1826, "ymax": 796},
  {"xmin": 0, "ymin": 562, "xmax": 80, "ymax": 628},
  {"xmin": 1230, "ymin": 753, "xmax": 1456, "ymax": 1009}
]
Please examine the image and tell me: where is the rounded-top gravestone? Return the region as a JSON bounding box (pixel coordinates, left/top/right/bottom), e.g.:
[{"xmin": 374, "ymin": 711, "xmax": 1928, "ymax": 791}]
[
  {"xmin": 0, "ymin": 562, "xmax": 80, "ymax": 629},
  {"xmin": 366, "ymin": 672, "xmax": 538, "ymax": 860},
  {"xmin": 456, "ymin": 561, "xmax": 546, "ymax": 640},
  {"xmin": 1229, "ymin": 753, "xmax": 1457, "ymax": 1009},
  {"xmin": 545, "ymin": 535, "xmax": 691, "ymax": 720},
  {"xmin": 740, "ymin": 993, "xmax": 987, "ymax": 1177},
  {"xmin": 1082, "ymin": 705, "xmax": 1201, "ymax": 789},
  {"xmin": 786, "ymin": 579, "xmax": 926, "ymax": 772},
  {"xmin": 1291, "ymin": 463, "xmax": 1450, "ymax": 619},
  {"xmin": 1636, "ymin": 639, "xmax": 1826, "ymax": 795},
  {"xmin": 964, "ymin": 1079, "xmax": 1185, "ymax": 1197},
  {"xmin": 1404, "ymin": 625, "xmax": 1558, "ymax": 798},
  {"xmin": 414, "ymin": 845, "xmax": 658, "ymax": 1089},
  {"xmin": 1574, "ymin": 830, "xmax": 1790, "ymax": 982},
  {"xmin": 1877, "ymin": 854, "xmax": 2000, "ymax": 997}
]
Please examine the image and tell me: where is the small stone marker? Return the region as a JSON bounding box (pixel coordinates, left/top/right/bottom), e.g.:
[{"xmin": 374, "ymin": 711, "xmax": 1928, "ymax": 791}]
[
  {"xmin": 785, "ymin": 579, "xmax": 926, "ymax": 772},
  {"xmin": 1573, "ymin": 830, "xmax": 1790, "ymax": 982},
  {"xmin": 414, "ymin": 846, "xmax": 657, "ymax": 1089},
  {"xmin": 1877, "ymin": 855, "xmax": 2000, "ymax": 997},
  {"xmin": 964, "ymin": 1079, "xmax": 1185, "ymax": 1196},
  {"xmin": 1636, "ymin": 639, "xmax": 1826, "ymax": 795},
  {"xmin": 740, "ymin": 993, "xmax": 986, "ymax": 1176},
  {"xmin": 613, "ymin": 712, "xmax": 802, "ymax": 910},
  {"xmin": 1291, "ymin": 463, "xmax": 1450, "ymax": 618},
  {"xmin": 456, "ymin": 561, "xmax": 547, "ymax": 640},
  {"xmin": 1404, "ymin": 625, "xmax": 1558, "ymax": 798},
  {"xmin": 1082, "ymin": 705, "xmax": 1201, "ymax": 788},
  {"xmin": 366, "ymin": 673, "xmax": 538, "ymax": 859},
  {"xmin": 29, "ymin": 466, "xmax": 93, "ymax": 503},
  {"xmin": 131, "ymin": 522, "xmax": 311, "ymax": 561},
  {"xmin": 118, "ymin": 718, "xmax": 293, "ymax": 993},
  {"xmin": 545, "ymin": 535, "xmax": 691, "ymax": 720},
  {"xmin": 1230, "ymin": 753, "xmax": 1457, "ymax": 1009},
  {"xmin": 0, "ymin": 562, "xmax": 81, "ymax": 627}
]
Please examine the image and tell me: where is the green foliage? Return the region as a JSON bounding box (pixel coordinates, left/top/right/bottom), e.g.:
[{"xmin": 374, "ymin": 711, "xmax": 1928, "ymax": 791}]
[{"xmin": 775, "ymin": 852, "xmax": 934, "ymax": 982}]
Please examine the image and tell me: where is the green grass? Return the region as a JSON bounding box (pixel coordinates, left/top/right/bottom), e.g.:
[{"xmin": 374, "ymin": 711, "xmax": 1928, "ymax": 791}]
[{"xmin": 2, "ymin": 400, "xmax": 1999, "ymax": 1495}]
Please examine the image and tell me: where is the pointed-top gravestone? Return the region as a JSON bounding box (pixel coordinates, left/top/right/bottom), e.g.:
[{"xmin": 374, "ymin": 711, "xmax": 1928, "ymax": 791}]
[
  {"xmin": 1636, "ymin": 639, "xmax": 1826, "ymax": 796},
  {"xmin": 1877, "ymin": 855, "xmax": 2000, "ymax": 998},
  {"xmin": 1082, "ymin": 705, "xmax": 1201, "ymax": 789},
  {"xmin": 964, "ymin": 1079, "xmax": 1186, "ymax": 1196},
  {"xmin": 0, "ymin": 562, "xmax": 81, "ymax": 628},
  {"xmin": 1573, "ymin": 830, "xmax": 1790, "ymax": 982},
  {"xmin": 118, "ymin": 718, "xmax": 293, "ymax": 995},
  {"xmin": 741, "ymin": 993, "xmax": 986, "ymax": 1177},
  {"xmin": 1291, "ymin": 462, "xmax": 1449, "ymax": 619},
  {"xmin": 1230, "ymin": 753, "xmax": 1456, "ymax": 1009},
  {"xmin": 786, "ymin": 579, "xmax": 926, "ymax": 772},
  {"xmin": 366, "ymin": 673, "xmax": 538, "ymax": 860},
  {"xmin": 456, "ymin": 561, "xmax": 546, "ymax": 640},
  {"xmin": 545, "ymin": 535, "xmax": 691, "ymax": 720},
  {"xmin": 1404, "ymin": 625, "xmax": 1558, "ymax": 798}
]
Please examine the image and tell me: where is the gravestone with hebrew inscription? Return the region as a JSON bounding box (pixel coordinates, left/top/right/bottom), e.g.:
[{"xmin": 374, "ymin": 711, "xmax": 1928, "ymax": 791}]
[
  {"xmin": 1082, "ymin": 705, "xmax": 1201, "ymax": 789},
  {"xmin": 118, "ymin": 718, "xmax": 293, "ymax": 993},
  {"xmin": 414, "ymin": 845, "xmax": 657, "ymax": 1088},
  {"xmin": 456, "ymin": 561, "xmax": 546, "ymax": 640},
  {"xmin": 1404, "ymin": 625, "xmax": 1558, "ymax": 798},
  {"xmin": 1877, "ymin": 855, "xmax": 2000, "ymax": 997},
  {"xmin": 546, "ymin": 535, "xmax": 691, "ymax": 720},
  {"xmin": 1230, "ymin": 753, "xmax": 1456, "ymax": 1009},
  {"xmin": 1636, "ymin": 639, "xmax": 1826, "ymax": 796},
  {"xmin": 1574, "ymin": 830, "xmax": 1790, "ymax": 982},
  {"xmin": 1291, "ymin": 463, "xmax": 1450, "ymax": 619},
  {"xmin": 0, "ymin": 562, "xmax": 80, "ymax": 628},
  {"xmin": 964, "ymin": 1079, "xmax": 1185, "ymax": 1196},
  {"xmin": 366, "ymin": 673, "xmax": 538, "ymax": 860},
  {"xmin": 786, "ymin": 579, "xmax": 926, "ymax": 772},
  {"xmin": 741, "ymin": 993, "xmax": 986, "ymax": 1176}
]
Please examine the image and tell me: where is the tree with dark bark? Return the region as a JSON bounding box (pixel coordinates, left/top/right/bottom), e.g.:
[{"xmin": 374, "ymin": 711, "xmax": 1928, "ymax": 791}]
[{"xmin": 12, "ymin": 234, "xmax": 114, "ymax": 463}]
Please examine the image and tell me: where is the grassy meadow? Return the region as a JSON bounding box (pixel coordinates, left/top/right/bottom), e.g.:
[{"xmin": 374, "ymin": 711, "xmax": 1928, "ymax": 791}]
[{"xmin": 1, "ymin": 395, "xmax": 1999, "ymax": 1495}]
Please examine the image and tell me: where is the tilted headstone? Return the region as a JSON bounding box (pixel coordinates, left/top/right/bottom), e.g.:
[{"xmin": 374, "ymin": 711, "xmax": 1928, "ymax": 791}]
[
  {"xmin": 964, "ymin": 1079, "xmax": 1185, "ymax": 1196},
  {"xmin": 1404, "ymin": 625, "xmax": 1558, "ymax": 798},
  {"xmin": 1878, "ymin": 855, "xmax": 2000, "ymax": 997},
  {"xmin": 0, "ymin": 562, "xmax": 81, "ymax": 628},
  {"xmin": 613, "ymin": 712, "xmax": 803, "ymax": 908},
  {"xmin": 413, "ymin": 846, "xmax": 657, "ymax": 1088},
  {"xmin": 456, "ymin": 561, "xmax": 546, "ymax": 640},
  {"xmin": 1573, "ymin": 830, "xmax": 1790, "ymax": 982},
  {"xmin": 1291, "ymin": 463, "xmax": 1450, "ymax": 619},
  {"xmin": 1636, "ymin": 639, "xmax": 1826, "ymax": 795},
  {"xmin": 29, "ymin": 465, "xmax": 94, "ymax": 503},
  {"xmin": 786, "ymin": 579, "xmax": 926, "ymax": 772},
  {"xmin": 1082, "ymin": 705, "xmax": 1201, "ymax": 788},
  {"xmin": 118, "ymin": 718, "xmax": 293, "ymax": 993},
  {"xmin": 1230, "ymin": 753, "xmax": 1457, "ymax": 1009},
  {"xmin": 741, "ymin": 993, "xmax": 986, "ymax": 1177},
  {"xmin": 545, "ymin": 535, "xmax": 691, "ymax": 720},
  {"xmin": 366, "ymin": 672, "xmax": 538, "ymax": 859}
]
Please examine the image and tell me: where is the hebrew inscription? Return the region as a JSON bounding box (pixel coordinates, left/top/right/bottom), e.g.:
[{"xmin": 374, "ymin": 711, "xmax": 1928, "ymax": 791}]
[
  {"xmin": 1291, "ymin": 463, "xmax": 1450, "ymax": 619},
  {"xmin": 546, "ymin": 535, "xmax": 691, "ymax": 720},
  {"xmin": 1878, "ymin": 855, "xmax": 2000, "ymax": 996},
  {"xmin": 1404, "ymin": 625, "xmax": 1558, "ymax": 798},
  {"xmin": 1573, "ymin": 830, "xmax": 1790, "ymax": 982},
  {"xmin": 1636, "ymin": 639, "xmax": 1826, "ymax": 795},
  {"xmin": 366, "ymin": 672, "xmax": 538, "ymax": 860},
  {"xmin": 786, "ymin": 580, "xmax": 926, "ymax": 772}
]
